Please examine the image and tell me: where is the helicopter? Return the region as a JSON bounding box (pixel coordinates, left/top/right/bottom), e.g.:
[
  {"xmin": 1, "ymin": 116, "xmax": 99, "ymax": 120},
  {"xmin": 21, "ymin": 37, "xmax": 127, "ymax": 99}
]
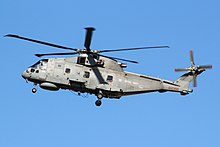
[{"xmin": 5, "ymin": 27, "xmax": 212, "ymax": 106}]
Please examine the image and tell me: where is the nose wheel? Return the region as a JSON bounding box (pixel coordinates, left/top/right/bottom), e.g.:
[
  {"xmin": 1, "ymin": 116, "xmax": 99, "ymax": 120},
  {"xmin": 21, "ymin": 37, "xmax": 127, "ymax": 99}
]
[
  {"xmin": 32, "ymin": 83, "xmax": 37, "ymax": 93},
  {"xmin": 32, "ymin": 88, "xmax": 37, "ymax": 93}
]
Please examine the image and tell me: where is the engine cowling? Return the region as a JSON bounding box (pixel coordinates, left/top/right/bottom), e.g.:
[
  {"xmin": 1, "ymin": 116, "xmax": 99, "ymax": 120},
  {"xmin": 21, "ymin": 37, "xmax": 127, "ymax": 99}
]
[{"xmin": 40, "ymin": 82, "xmax": 59, "ymax": 91}]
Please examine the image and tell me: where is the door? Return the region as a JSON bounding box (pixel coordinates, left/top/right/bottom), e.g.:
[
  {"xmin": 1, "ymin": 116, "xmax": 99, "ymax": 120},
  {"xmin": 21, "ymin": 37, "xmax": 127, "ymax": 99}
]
[{"xmin": 53, "ymin": 62, "xmax": 65, "ymax": 83}]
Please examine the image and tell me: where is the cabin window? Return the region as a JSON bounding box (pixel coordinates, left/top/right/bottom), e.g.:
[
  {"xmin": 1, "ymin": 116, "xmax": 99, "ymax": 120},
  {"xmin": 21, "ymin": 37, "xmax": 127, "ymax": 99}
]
[
  {"xmin": 107, "ymin": 75, "xmax": 113, "ymax": 82},
  {"xmin": 30, "ymin": 59, "xmax": 48, "ymax": 69},
  {"xmin": 65, "ymin": 68, "xmax": 71, "ymax": 74},
  {"xmin": 83, "ymin": 71, "xmax": 90, "ymax": 78},
  {"xmin": 77, "ymin": 57, "xmax": 86, "ymax": 64}
]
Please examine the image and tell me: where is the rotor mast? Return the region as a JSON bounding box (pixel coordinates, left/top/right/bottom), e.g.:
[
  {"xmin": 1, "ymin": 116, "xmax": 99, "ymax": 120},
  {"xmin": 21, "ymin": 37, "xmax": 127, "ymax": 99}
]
[{"xmin": 84, "ymin": 27, "xmax": 95, "ymax": 52}]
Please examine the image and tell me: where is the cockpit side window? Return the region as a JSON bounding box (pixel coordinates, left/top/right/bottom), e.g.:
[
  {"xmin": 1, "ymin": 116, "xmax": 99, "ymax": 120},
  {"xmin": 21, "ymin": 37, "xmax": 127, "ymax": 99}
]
[
  {"xmin": 40, "ymin": 60, "xmax": 48, "ymax": 70},
  {"xmin": 30, "ymin": 61, "xmax": 40, "ymax": 68},
  {"xmin": 30, "ymin": 59, "xmax": 48, "ymax": 70}
]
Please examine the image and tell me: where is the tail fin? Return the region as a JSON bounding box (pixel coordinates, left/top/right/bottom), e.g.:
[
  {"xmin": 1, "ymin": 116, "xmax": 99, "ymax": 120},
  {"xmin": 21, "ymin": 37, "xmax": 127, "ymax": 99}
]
[{"xmin": 175, "ymin": 70, "xmax": 204, "ymax": 90}]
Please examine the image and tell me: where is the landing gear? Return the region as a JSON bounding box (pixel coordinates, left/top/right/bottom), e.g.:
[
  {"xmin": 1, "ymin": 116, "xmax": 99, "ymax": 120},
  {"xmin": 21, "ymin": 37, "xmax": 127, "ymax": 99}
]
[
  {"xmin": 32, "ymin": 83, "xmax": 37, "ymax": 93},
  {"xmin": 95, "ymin": 99, "xmax": 102, "ymax": 106},
  {"xmin": 95, "ymin": 91, "xmax": 103, "ymax": 106},
  {"xmin": 32, "ymin": 88, "xmax": 37, "ymax": 93},
  {"xmin": 97, "ymin": 93, "xmax": 103, "ymax": 99}
]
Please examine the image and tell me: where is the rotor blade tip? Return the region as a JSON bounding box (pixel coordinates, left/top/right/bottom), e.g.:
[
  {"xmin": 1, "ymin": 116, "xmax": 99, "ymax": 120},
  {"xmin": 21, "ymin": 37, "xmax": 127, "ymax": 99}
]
[
  {"xmin": 35, "ymin": 54, "xmax": 42, "ymax": 57},
  {"xmin": 4, "ymin": 34, "xmax": 14, "ymax": 37},
  {"xmin": 5, "ymin": 34, "xmax": 21, "ymax": 38},
  {"xmin": 190, "ymin": 50, "xmax": 193, "ymax": 53}
]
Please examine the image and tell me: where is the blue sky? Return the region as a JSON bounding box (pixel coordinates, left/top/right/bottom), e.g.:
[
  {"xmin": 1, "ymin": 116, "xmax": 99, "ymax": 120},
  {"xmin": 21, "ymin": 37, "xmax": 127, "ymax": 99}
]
[{"xmin": 0, "ymin": 0, "xmax": 219, "ymax": 146}]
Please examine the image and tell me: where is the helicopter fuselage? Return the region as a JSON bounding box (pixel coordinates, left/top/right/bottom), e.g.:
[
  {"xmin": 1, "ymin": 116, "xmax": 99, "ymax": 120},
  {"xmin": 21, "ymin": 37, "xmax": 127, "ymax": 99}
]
[{"xmin": 22, "ymin": 55, "xmax": 186, "ymax": 99}]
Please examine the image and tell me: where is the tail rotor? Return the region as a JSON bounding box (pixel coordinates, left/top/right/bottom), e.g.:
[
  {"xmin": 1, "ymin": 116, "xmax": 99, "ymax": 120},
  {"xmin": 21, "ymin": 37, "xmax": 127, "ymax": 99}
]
[{"xmin": 175, "ymin": 50, "xmax": 212, "ymax": 87}]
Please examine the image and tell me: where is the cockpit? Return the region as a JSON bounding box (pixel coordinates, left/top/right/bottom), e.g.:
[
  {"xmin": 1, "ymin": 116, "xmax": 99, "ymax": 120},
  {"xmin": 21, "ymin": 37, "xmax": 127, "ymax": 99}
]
[
  {"xmin": 30, "ymin": 59, "xmax": 48, "ymax": 70},
  {"xmin": 22, "ymin": 59, "xmax": 49, "ymax": 81}
]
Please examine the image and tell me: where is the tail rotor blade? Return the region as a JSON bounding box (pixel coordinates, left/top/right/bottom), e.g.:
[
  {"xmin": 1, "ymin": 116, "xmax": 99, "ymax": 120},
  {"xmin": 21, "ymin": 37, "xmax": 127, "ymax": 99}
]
[
  {"xmin": 199, "ymin": 65, "xmax": 212, "ymax": 69},
  {"xmin": 84, "ymin": 27, "xmax": 95, "ymax": 52},
  {"xmin": 174, "ymin": 68, "xmax": 190, "ymax": 72},
  {"xmin": 193, "ymin": 74, "xmax": 197, "ymax": 87},
  {"xmin": 190, "ymin": 50, "xmax": 195, "ymax": 66}
]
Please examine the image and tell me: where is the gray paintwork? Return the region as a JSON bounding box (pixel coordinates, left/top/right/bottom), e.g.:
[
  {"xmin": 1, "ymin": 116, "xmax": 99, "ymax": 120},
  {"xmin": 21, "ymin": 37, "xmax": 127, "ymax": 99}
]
[{"xmin": 22, "ymin": 53, "xmax": 200, "ymax": 100}]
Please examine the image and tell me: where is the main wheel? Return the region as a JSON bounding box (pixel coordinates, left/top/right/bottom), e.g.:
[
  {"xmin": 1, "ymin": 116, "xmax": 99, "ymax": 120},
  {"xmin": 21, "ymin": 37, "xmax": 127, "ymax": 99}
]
[
  {"xmin": 95, "ymin": 100, "xmax": 102, "ymax": 106},
  {"xmin": 32, "ymin": 88, "xmax": 37, "ymax": 93}
]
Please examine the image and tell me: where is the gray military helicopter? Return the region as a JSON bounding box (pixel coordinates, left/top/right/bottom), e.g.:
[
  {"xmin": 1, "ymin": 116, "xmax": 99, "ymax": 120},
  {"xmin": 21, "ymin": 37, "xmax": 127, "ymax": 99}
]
[{"xmin": 5, "ymin": 27, "xmax": 212, "ymax": 106}]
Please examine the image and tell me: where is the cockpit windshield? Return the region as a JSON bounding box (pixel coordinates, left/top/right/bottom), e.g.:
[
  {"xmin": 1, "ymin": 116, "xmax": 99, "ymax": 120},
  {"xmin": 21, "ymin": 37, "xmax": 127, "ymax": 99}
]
[{"xmin": 30, "ymin": 59, "xmax": 48, "ymax": 70}]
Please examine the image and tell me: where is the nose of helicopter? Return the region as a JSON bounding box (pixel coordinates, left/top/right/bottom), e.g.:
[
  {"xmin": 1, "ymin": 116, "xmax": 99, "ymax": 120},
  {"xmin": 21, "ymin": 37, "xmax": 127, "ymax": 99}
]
[{"xmin": 21, "ymin": 69, "xmax": 30, "ymax": 79}]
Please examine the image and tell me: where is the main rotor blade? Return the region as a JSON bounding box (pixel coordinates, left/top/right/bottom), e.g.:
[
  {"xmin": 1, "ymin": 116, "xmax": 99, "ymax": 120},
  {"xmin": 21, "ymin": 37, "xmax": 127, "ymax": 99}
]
[
  {"xmin": 190, "ymin": 50, "xmax": 195, "ymax": 66},
  {"xmin": 98, "ymin": 46, "xmax": 169, "ymax": 53},
  {"xmin": 99, "ymin": 54, "xmax": 138, "ymax": 63},
  {"xmin": 35, "ymin": 52, "xmax": 78, "ymax": 57},
  {"xmin": 84, "ymin": 27, "xmax": 95, "ymax": 52},
  {"xmin": 198, "ymin": 65, "xmax": 212, "ymax": 69},
  {"xmin": 174, "ymin": 68, "xmax": 190, "ymax": 72},
  {"xmin": 5, "ymin": 34, "xmax": 78, "ymax": 51}
]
